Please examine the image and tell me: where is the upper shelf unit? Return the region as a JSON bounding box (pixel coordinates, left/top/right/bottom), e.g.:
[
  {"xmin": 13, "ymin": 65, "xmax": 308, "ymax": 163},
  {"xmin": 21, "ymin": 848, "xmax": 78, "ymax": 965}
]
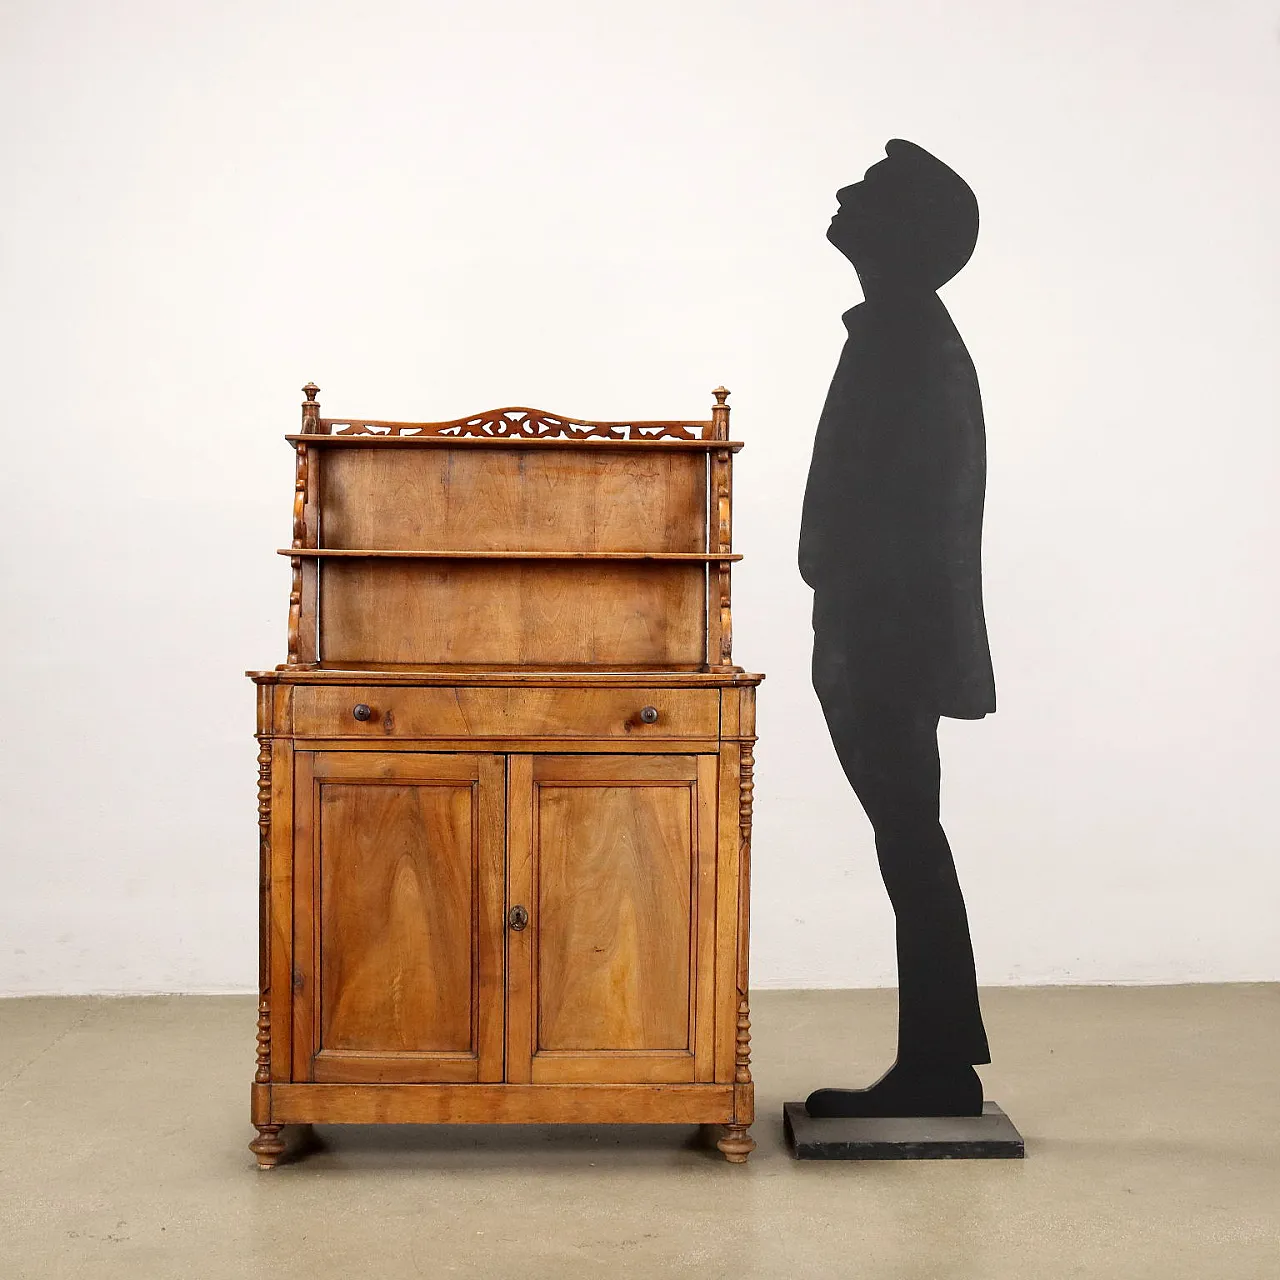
[{"xmin": 283, "ymin": 384, "xmax": 743, "ymax": 672}]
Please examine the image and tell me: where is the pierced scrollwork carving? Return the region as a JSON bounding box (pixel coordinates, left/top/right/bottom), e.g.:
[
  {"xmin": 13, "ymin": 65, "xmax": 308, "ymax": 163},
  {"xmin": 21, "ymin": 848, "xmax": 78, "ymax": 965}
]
[{"xmin": 327, "ymin": 407, "xmax": 707, "ymax": 441}]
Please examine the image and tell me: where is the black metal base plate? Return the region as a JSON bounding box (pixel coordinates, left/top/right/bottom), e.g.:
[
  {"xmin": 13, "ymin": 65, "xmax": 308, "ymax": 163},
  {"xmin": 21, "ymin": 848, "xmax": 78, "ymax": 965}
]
[{"xmin": 783, "ymin": 1100, "xmax": 1025, "ymax": 1160}]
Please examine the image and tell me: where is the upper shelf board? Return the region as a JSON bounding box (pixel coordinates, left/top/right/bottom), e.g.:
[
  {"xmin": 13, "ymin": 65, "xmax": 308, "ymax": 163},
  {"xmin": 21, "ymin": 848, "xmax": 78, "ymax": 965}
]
[
  {"xmin": 287, "ymin": 434, "xmax": 744, "ymax": 452},
  {"xmin": 277, "ymin": 549, "xmax": 744, "ymax": 561}
]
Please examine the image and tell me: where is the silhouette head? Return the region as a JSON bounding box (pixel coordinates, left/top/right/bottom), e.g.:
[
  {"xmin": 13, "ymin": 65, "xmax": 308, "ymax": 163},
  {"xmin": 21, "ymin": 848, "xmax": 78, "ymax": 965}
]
[{"xmin": 828, "ymin": 140, "xmax": 979, "ymax": 294}]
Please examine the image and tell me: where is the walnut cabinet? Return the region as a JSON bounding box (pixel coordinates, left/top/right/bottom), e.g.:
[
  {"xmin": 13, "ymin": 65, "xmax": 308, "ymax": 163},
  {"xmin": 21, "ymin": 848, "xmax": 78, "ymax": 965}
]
[{"xmin": 249, "ymin": 388, "xmax": 761, "ymax": 1166}]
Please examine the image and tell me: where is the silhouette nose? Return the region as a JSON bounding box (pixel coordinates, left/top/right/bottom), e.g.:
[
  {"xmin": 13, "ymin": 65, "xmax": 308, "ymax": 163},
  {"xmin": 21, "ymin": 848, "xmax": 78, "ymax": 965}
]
[{"xmin": 835, "ymin": 182, "xmax": 860, "ymax": 204}]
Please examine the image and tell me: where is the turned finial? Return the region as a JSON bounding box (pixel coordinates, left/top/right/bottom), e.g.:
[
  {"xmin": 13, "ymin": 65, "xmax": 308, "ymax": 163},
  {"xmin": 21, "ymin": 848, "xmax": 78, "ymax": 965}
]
[
  {"xmin": 301, "ymin": 383, "xmax": 321, "ymax": 435},
  {"xmin": 710, "ymin": 386, "xmax": 731, "ymax": 440}
]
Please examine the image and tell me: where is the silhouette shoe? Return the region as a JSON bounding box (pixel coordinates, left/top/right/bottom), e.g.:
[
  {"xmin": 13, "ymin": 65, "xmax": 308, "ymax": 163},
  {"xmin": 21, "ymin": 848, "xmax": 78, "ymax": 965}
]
[{"xmin": 805, "ymin": 1062, "xmax": 983, "ymax": 1118}]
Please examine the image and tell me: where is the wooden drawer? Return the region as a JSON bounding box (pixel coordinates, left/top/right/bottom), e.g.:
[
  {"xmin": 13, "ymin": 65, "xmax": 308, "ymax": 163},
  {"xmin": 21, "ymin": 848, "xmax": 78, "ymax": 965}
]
[{"xmin": 291, "ymin": 686, "xmax": 721, "ymax": 740}]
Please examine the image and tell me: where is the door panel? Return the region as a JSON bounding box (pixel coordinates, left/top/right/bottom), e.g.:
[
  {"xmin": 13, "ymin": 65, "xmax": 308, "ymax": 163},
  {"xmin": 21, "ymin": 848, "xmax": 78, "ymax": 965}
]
[
  {"xmin": 319, "ymin": 783, "xmax": 473, "ymax": 1053},
  {"xmin": 506, "ymin": 754, "xmax": 718, "ymax": 1085},
  {"xmin": 293, "ymin": 752, "xmax": 505, "ymax": 1083},
  {"xmin": 537, "ymin": 781, "xmax": 692, "ymax": 1051}
]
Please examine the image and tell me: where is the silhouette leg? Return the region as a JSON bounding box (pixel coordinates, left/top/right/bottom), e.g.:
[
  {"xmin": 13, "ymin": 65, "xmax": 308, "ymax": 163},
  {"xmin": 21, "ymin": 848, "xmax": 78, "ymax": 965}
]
[
  {"xmin": 806, "ymin": 683, "xmax": 988, "ymax": 1117},
  {"xmin": 876, "ymin": 802, "xmax": 989, "ymax": 1069}
]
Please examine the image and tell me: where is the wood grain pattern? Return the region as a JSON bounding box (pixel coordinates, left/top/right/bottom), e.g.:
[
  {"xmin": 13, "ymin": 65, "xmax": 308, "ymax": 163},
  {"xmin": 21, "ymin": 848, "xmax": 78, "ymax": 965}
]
[
  {"xmin": 268, "ymin": 1083, "xmax": 736, "ymax": 1125},
  {"xmin": 255, "ymin": 669, "xmax": 762, "ymax": 686},
  {"xmin": 719, "ymin": 684, "xmax": 740, "ymax": 737},
  {"xmin": 714, "ymin": 744, "xmax": 742, "ymax": 1086},
  {"xmin": 319, "ymin": 448, "xmax": 707, "ymax": 553},
  {"xmin": 292, "ymin": 685, "xmax": 720, "ymax": 740},
  {"xmin": 318, "ymin": 782, "xmax": 474, "ymax": 1053},
  {"xmin": 268, "ymin": 740, "xmax": 293, "ymax": 1082},
  {"xmin": 503, "ymin": 754, "xmax": 718, "ymax": 1087},
  {"xmin": 504, "ymin": 754, "xmax": 535, "ymax": 1086},
  {"xmin": 292, "ymin": 752, "xmax": 317, "ymax": 1082},
  {"xmin": 319, "ymin": 560, "xmax": 706, "ymax": 667},
  {"xmin": 535, "ymin": 772, "xmax": 693, "ymax": 1051},
  {"xmin": 294, "ymin": 752, "xmax": 505, "ymax": 1085},
  {"xmin": 694, "ymin": 755, "xmax": 720, "ymax": 1082},
  {"xmin": 293, "ymin": 737, "xmax": 722, "ymax": 755},
  {"xmin": 297, "ymin": 561, "xmax": 319, "ymax": 666},
  {"xmin": 270, "ymin": 682, "xmax": 292, "ymax": 735}
]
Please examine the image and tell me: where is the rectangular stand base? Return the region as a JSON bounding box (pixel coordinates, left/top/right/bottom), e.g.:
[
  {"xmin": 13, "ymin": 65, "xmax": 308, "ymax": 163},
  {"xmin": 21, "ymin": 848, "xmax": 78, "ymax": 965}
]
[{"xmin": 783, "ymin": 1100, "xmax": 1024, "ymax": 1160}]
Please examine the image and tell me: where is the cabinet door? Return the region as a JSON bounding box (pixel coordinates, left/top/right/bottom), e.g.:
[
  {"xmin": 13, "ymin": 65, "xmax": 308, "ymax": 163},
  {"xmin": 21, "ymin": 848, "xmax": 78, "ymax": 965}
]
[
  {"xmin": 293, "ymin": 752, "xmax": 505, "ymax": 1084},
  {"xmin": 506, "ymin": 754, "xmax": 719, "ymax": 1085}
]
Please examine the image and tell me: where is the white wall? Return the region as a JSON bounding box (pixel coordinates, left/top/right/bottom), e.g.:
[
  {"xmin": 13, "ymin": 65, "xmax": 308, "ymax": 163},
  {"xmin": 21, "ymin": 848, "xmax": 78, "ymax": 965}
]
[{"xmin": 2, "ymin": 0, "xmax": 1277, "ymax": 995}]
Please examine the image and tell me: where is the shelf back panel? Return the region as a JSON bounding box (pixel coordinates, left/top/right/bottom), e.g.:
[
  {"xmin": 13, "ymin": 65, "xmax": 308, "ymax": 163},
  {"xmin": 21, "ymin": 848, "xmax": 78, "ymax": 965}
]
[
  {"xmin": 319, "ymin": 560, "xmax": 707, "ymax": 667},
  {"xmin": 319, "ymin": 448, "xmax": 707, "ymax": 554}
]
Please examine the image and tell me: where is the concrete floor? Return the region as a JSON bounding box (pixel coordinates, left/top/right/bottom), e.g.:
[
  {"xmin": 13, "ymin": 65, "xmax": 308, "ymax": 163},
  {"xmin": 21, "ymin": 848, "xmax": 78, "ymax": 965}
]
[{"xmin": 1, "ymin": 987, "xmax": 1277, "ymax": 1279}]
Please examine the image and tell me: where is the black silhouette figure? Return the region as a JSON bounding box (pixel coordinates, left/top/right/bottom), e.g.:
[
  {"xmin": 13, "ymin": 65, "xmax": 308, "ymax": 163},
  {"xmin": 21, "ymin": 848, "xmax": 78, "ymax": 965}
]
[{"xmin": 799, "ymin": 139, "xmax": 995, "ymax": 1119}]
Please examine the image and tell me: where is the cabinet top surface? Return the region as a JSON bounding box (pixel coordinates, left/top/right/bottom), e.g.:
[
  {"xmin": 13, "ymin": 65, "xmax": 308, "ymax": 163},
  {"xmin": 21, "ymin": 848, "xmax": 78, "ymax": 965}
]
[
  {"xmin": 247, "ymin": 666, "xmax": 764, "ymax": 687},
  {"xmin": 288, "ymin": 434, "xmax": 745, "ymax": 452}
]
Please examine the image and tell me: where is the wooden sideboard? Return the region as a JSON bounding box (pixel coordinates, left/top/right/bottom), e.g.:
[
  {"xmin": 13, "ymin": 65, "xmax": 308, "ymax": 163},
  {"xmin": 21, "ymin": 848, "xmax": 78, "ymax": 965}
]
[{"xmin": 248, "ymin": 386, "xmax": 762, "ymax": 1167}]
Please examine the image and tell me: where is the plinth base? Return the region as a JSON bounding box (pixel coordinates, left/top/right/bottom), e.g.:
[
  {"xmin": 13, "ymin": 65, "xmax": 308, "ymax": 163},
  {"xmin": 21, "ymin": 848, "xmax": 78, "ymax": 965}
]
[{"xmin": 783, "ymin": 1100, "xmax": 1024, "ymax": 1160}]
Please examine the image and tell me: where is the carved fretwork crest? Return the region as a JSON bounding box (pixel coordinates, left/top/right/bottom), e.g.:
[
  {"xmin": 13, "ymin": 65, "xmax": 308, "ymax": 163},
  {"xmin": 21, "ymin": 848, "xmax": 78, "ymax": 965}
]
[{"xmin": 328, "ymin": 408, "xmax": 705, "ymax": 441}]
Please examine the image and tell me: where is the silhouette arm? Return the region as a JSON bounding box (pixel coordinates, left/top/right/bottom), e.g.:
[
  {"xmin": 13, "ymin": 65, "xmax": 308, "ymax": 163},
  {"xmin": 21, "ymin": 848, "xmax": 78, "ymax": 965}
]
[{"xmin": 798, "ymin": 420, "xmax": 838, "ymax": 590}]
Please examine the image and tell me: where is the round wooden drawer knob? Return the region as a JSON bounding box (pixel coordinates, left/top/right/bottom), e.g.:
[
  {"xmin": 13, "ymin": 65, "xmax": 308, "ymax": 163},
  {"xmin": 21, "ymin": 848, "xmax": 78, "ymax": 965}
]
[
  {"xmin": 352, "ymin": 703, "xmax": 374, "ymax": 722},
  {"xmin": 639, "ymin": 706, "xmax": 659, "ymax": 724}
]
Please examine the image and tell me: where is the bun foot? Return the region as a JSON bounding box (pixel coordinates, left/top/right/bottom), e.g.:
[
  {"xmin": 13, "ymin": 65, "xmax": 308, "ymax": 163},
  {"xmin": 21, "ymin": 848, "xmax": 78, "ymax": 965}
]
[
  {"xmin": 250, "ymin": 1123, "xmax": 286, "ymax": 1169},
  {"xmin": 716, "ymin": 1123, "xmax": 756, "ymax": 1164}
]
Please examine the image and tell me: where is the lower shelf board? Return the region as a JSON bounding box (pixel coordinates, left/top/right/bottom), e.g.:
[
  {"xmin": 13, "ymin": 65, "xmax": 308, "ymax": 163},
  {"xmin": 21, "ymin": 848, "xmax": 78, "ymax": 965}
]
[{"xmin": 264, "ymin": 1082, "xmax": 738, "ymax": 1126}]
